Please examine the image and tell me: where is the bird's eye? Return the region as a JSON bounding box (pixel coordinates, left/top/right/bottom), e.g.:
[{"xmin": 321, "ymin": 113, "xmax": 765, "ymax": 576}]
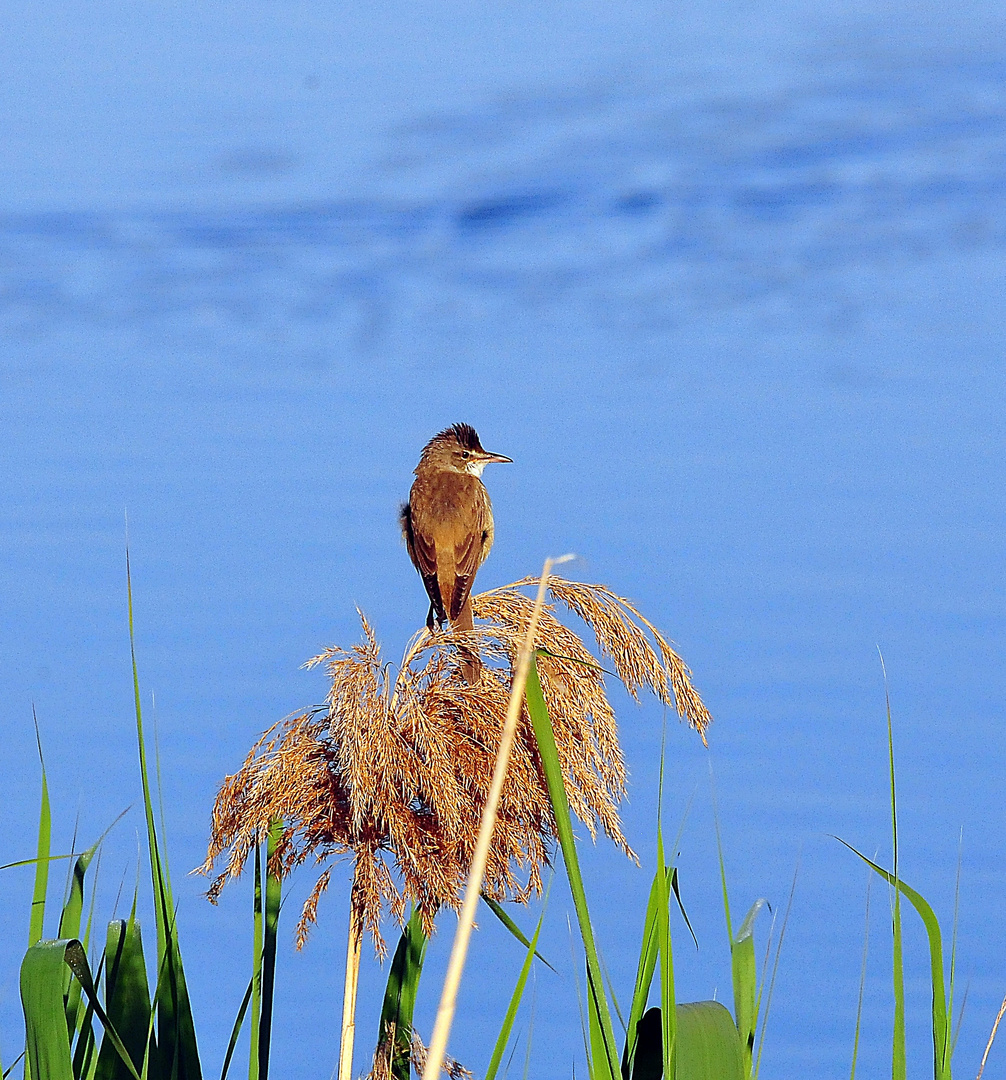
[{"xmin": 461, "ymin": 451, "xmax": 470, "ymax": 459}]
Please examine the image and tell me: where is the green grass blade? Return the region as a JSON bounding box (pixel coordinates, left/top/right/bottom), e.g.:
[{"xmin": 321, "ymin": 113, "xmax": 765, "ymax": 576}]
[
  {"xmin": 152, "ymin": 705, "xmax": 174, "ymax": 909},
  {"xmin": 600, "ymin": 951, "xmax": 625, "ymax": 1034},
  {"xmin": 589, "ymin": 963, "xmax": 607, "ymax": 1080},
  {"xmin": 59, "ymin": 842, "xmax": 101, "ymax": 1039},
  {"xmin": 20, "ymin": 940, "xmax": 75, "ymax": 1080},
  {"xmin": 248, "ymin": 842, "xmax": 263, "ymax": 1080},
  {"xmin": 622, "ymin": 868, "xmax": 668, "ymax": 1079},
  {"xmin": 669, "ymin": 869, "xmax": 698, "ymax": 953},
  {"xmin": 220, "ymin": 978, "xmax": 254, "ymax": 1080},
  {"xmin": 1, "ymin": 853, "xmax": 82, "ymax": 872},
  {"xmin": 256, "ymin": 820, "xmax": 282, "ymax": 1080},
  {"xmin": 950, "ymin": 981, "xmax": 968, "ymax": 1058},
  {"xmin": 836, "ymin": 840, "xmax": 951, "ymax": 1080},
  {"xmin": 3, "ymin": 1050, "xmax": 26, "ymax": 1079},
  {"xmin": 628, "ymin": 1003, "xmax": 745, "ymax": 1080},
  {"xmin": 731, "ymin": 899, "xmax": 765, "ymax": 1077},
  {"xmin": 126, "ymin": 550, "xmax": 201, "ymax": 1080},
  {"xmin": 64, "ymin": 940, "xmax": 143, "ymax": 1080},
  {"xmin": 22, "ymin": 940, "xmax": 144, "ymax": 1080},
  {"xmin": 850, "ymin": 872, "xmax": 872, "ymax": 1080},
  {"xmin": 378, "ymin": 909, "xmax": 429, "ymax": 1080},
  {"xmin": 29, "ymin": 719, "xmax": 51, "ymax": 948},
  {"xmin": 57, "ymin": 813, "xmax": 129, "ymax": 1051},
  {"xmin": 71, "ymin": 977, "xmax": 99, "ymax": 1080},
  {"xmin": 675, "ymin": 1001, "xmax": 745, "ymax": 1080},
  {"xmin": 655, "ymin": 832, "xmax": 676, "ymax": 1080},
  {"xmin": 96, "ymin": 919, "xmax": 155, "ymax": 1080},
  {"xmin": 880, "ymin": 660, "xmax": 906, "ymax": 1080},
  {"xmin": 526, "ymin": 657, "xmax": 619, "ymax": 1080},
  {"xmin": 947, "ymin": 830, "xmax": 962, "ymax": 1064},
  {"xmin": 521, "ymin": 971, "xmax": 537, "ymax": 1080},
  {"xmin": 73, "ymin": 891, "xmax": 106, "ymax": 1078},
  {"xmin": 752, "ymin": 863, "xmax": 796, "ymax": 1080},
  {"xmin": 485, "ymin": 887, "xmax": 550, "ymax": 1080},
  {"xmin": 568, "ymin": 918, "xmax": 592, "ymax": 1071},
  {"xmin": 481, "ymin": 895, "xmax": 556, "ymax": 972}
]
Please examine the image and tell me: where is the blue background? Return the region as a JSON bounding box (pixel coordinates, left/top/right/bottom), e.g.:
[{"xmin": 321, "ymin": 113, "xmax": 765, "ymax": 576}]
[{"xmin": 2, "ymin": 1, "xmax": 1005, "ymax": 1076}]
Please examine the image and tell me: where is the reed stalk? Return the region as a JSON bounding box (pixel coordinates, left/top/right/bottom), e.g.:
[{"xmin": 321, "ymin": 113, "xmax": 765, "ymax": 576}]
[
  {"xmin": 420, "ymin": 554, "xmax": 571, "ymax": 1080},
  {"xmin": 976, "ymin": 991, "xmax": 1006, "ymax": 1080},
  {"xmin": 339, "ymin": 906, "xmax": 363, "ymax": 1080}
]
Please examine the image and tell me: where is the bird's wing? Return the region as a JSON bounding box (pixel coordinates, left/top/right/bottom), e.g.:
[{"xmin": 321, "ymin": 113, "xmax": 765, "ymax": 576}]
[
  {"xmin": 402, "ymin": 501, "xmax": 446, "ymax": 622},
  {"xmin": 450, "ymin": 522, "xmax": 489, "ymax": 622},
  {"xmin": 415, "ymin": 528, "xmax": 447, "ymax": 623}
]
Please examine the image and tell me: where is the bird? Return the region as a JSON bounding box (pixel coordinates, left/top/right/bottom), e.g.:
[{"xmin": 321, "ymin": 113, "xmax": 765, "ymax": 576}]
[{"xmin": 400, "ymin": 423, "xmax": 512, "ymax": 680}]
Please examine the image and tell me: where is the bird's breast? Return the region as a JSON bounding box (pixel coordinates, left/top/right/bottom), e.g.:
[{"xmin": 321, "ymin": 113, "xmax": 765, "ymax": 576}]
[{"xmin": 410, "ymin": 470, "xmax": 492, "ymax": 538}]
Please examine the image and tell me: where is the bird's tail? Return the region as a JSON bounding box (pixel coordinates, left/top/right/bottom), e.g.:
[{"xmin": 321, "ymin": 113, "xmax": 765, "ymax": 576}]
[{"xmin": 452, "ymin": 595, "xmax": 482, "ymax": 685}]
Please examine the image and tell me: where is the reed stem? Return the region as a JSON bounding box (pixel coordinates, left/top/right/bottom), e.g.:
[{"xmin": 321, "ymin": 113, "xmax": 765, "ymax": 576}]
[
  {"xmin": 339, "ymin": 905, "xmax": 363, "ymax": 1080},
  {"xmin": 421, "ymin": 554, "xmax": 572, "ymax": 1080},
  {"xmin": 977, "ymin": 990, "xmax": 1006, "ymax": 1080}
]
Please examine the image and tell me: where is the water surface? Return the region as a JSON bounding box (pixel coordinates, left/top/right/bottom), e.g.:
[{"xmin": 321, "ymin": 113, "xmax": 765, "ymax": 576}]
[{"xmin": 2, "ymin": 3, "xmax": 1006, "ymax": 1076}]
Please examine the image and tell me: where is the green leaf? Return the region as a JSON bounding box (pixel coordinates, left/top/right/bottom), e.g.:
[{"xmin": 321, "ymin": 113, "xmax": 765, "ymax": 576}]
[
  {"xmin": 377, "ymin": 909, "xmax": 428, "ymax": 1080},
  {"xmin": 220, "ymin": 977, "xmax": 254, "ymax": 1080},
  {"xmin": 29, "ymin": 721, "xmax": 51, "ymax": 949},
  {"xmin": 675, "ymin": 1001, "xmax": 745, "ymax": 1080},
  {"xmin": 849, "ymin": 873, "xmax": 872, "ymax": 1080},
  {"xmin": 622, "ymin": 869, "xmax": 669, "ymax": 1079},
  {"xmin": 56, "ymin": 812, "xmax": 130, "ymax": 1057},
  {"xmin": 485, "ymin": 889, "xmax": 550, "ymax": 1080},
  {"xmin": 836, "ymin": 840, "xmax": 951, "ymax": 1080},
  {"xmin": 731, "ymin": 899, "xmax": 765, "ymax": 1077},
  {"xmin": 669, "ymin": 870, "xmax": 698, "ymax": 953},
  {"xmin": 257, "ymin": 820, "xmax": 282, "ymax": 1080},
  {"xmin": 59, "ymin": 842, "xmax": 101, "ymax": 1042},
  {"xmin": 627, "ymin": 1003, "xmax": 745, "ymax": 1080},
  {"xmin": 655, "ymin": 834, "xmax": 676, "ymax": 1080},
  {"xmin": 64, "ymin": 940, "xmax": 144, "ymax": 1080},
  {"xmin": 21, "ymin": 940, "xmax": 74, "ymax": 1080},
  {"xmin": 480, "ymin": 894, "xmax": 555, "ymax": 972},
  {"xmin": 248, "ymin": 843, "xmax": 263, "ymax": 1080},
  {"xmin": 21, "ymin": 940, "xmax": 143, "ymax": 1080},
  {"xmin": 881, "ymin": 665, "xmax": 907, "ymax": 1080},
  {"xmin": 95, "ymin": 919, "xmax": 155, "ymax": 1080},
  {"xmin": 589, "ymin": 963, "xmax": 609, "ymax": 1080},
  {"xmin": 525, "ymin": 657, "xmax": 619, "ymax": 1080}
]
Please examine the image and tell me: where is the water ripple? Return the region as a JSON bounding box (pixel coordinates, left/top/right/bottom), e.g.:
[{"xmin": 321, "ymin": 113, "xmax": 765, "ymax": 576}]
[{"xmin": 2, "ymin": 53, "xmax": 1005, "ymax": 343}]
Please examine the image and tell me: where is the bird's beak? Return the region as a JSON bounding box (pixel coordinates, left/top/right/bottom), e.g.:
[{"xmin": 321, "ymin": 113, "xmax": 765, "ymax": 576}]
[{"xmin": 480, "ymin": 451, "xmax": 513, "ymax": 464}]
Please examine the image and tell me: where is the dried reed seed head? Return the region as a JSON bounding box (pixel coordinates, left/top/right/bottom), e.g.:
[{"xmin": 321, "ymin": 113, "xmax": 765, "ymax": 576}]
[
  {"xmin": 202, "ymin": 576, "xmax": 711, "ymax": 951},
  {"xmin": 366, "ymin": 1025, "xmax": 472, "ymax": 1080}
]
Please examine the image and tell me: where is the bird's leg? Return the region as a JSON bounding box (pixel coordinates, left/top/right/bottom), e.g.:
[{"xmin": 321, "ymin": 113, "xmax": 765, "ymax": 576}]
[{"xmin": 426, "ymin": 603, "xmax": 437, "ymax": 632}]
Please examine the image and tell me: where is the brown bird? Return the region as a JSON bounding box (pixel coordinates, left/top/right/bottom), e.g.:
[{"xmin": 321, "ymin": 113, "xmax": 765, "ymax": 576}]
[{"xmin": 400, "ymin": 423, "xmax": 512, "ymax": 678}]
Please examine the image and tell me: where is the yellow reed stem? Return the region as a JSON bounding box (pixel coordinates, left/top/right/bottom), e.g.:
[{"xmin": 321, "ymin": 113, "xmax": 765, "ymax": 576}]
[
  {"xmin": 338, "ymin": 909, "xmax": 363, "ymax": 1080},
  {"xmin": 977, "ymin": 989, "xmax": 1006, "ymax": 1080},
  {"xmin": 420, "ymin": 554, "xmax": 573, "ymax": 1080}
]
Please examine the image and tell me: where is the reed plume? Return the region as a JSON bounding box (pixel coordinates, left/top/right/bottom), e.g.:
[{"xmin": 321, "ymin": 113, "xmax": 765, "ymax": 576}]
[{"xmin": 201, "ymin": 575, "xmax": 711, "ymax": 952}]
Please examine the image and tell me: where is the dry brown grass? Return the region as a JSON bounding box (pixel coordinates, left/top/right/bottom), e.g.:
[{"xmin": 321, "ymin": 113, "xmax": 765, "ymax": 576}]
[
  {"xmin": 367, "ymin": 1025, "xmax": 471, "ymax": 1080},
  {"xmin": 201, "ymin": 576, "xmax": 711, "ymax": 953}
]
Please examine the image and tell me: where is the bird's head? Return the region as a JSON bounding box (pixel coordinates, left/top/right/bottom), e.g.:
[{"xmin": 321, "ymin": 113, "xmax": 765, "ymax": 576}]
[{"xmin": 418, "ymin": 422, "xmax": 513, "ymax": 477}]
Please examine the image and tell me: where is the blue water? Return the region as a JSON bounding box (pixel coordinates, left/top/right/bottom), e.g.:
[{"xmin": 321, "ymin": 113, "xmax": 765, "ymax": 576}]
[{"xmin": 3, "ymin": 2, "xmax": 1006, "ymax": 1076}]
